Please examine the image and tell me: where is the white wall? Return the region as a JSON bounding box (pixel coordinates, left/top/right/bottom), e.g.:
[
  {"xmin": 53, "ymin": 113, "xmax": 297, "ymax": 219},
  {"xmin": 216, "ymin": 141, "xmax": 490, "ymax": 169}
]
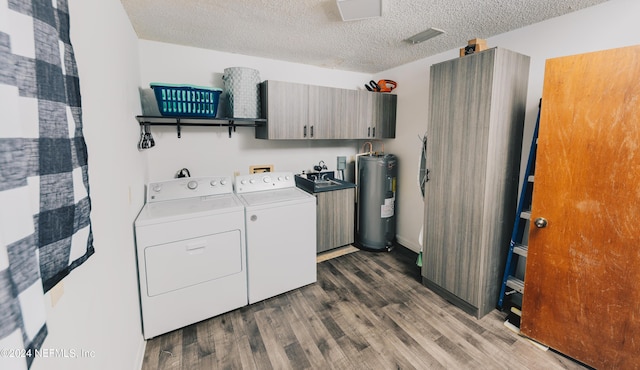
[
  {"xmin": 138, "ymin": 41, "xmax": 374, "ymax": 182},
  {"xmin": 28, "ymin": 1, "xmax": 640, "ymax": 369},
  {"xmin": 31, "ymin": 0, "xmax": 147, "ymax": 369},
  {"xmin": 378, "ymin": 0, "xmax": 640, "ymax": 253}
]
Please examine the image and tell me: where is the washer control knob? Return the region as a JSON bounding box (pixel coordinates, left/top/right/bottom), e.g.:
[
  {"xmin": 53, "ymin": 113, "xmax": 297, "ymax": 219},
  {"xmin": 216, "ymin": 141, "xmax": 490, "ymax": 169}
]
[
  {"xmin": 241, "ymin": 180, "xmax": 247, "ymax": 185},
  {"xmin": 263, "ymin": 176, "xmax": 272, "ymax": 183},
  {"xmin": 210, "ymin": 180, "xmax": 218, "ymax": 186},
  {"xmin": 187, "ymin": 180, "xmax": 198, "ymax": 190},
  {"xmin": 277, "ymin": 176, "xmax": 283, "ymax": 181},
  {"xmin": 152, "ymin": 184, "xmax": 162, "ymax": 192},
  {"xmin": 220, "ymin": 179, "xmax": 228, "ymax": 186},
  {"xmin": 249, "ymin": 179, "xmax": 256, "ymax": 184},
  {"xmin": 285, "ymin": 175, "xmax": 290, "ymax": 180}
]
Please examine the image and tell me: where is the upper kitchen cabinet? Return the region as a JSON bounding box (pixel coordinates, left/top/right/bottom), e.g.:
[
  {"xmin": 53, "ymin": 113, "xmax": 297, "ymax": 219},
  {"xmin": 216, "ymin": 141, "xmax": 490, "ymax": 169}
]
[
  {"xmin": 353, "ymin": 91, "xmax": 397, "ymax": 139},
  {"xmin": 256, "ymin": 80, "xmax": 395, "ymax": 140},
  {"xmin": 421, "ymin": 48, "xmax": 530, "ymax": 319},
  {"xmin": 308, "ymin": 85, "xmax": 358, "ymax": 139},
  {"xmin": 256, "ymin": 80, "xmax": 309, "ymax": 139}
]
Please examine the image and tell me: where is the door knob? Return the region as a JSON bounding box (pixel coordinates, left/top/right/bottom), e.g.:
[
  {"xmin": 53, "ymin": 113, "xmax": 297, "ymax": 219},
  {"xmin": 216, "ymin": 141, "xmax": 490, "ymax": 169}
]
[{"xmin": 534, "ymin": 217, "xmax": 548, "ymax": 228}]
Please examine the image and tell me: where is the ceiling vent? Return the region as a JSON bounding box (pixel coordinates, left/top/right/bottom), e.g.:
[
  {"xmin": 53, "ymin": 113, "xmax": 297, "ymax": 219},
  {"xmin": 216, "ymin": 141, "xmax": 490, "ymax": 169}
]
[
  {"xmin": 336, "ymin": 0, "xmax": 382, "ymax": 21},
  {"xmin": 405, "ymin": 28, "xmax": 445, "ymax": 44}
]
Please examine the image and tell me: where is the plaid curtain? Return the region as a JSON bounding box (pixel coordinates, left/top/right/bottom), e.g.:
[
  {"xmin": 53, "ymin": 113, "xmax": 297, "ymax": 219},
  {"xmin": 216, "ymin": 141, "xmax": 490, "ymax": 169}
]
[{"xmin": 0, "ymin": 0, "xmax": 94, "ymax": 368}]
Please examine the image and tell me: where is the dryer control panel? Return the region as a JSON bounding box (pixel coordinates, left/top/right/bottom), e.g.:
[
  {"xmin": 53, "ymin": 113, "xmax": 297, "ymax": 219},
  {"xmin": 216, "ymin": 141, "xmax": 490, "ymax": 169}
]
[
  {"xmin": 146, "ymin": 176, "xmax": 233, "ymax": 202},
  {"xmin": 235, "ymin": 172, "xmax": 295, "ymax": 193}
]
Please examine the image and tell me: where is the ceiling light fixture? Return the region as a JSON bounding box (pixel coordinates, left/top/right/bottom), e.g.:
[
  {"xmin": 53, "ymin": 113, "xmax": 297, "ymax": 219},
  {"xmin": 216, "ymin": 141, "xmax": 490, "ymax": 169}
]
[
  {"xmin": 405, "ymin": 28, "xmax": 445, "ymax": 44},
  {"xmin": 336, "ymin": 0, "xmax": 382, "ymax": 22}
]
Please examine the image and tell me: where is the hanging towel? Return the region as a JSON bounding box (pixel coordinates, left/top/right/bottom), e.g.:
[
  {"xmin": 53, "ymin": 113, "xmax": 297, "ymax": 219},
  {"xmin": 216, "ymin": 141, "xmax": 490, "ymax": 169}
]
[{"xmin": 0, "ymin": 0, "xmax": 94, "ymax": 368}]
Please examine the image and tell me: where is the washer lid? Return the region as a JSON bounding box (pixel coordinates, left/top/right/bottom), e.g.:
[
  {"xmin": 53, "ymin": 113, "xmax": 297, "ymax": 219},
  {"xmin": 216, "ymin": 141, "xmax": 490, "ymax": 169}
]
[
  {"xmin": 136, "ymin": 193, "xmax": 243, "ymax": 226},
  {"xmin": 238, "ymin": 187, "xmax": 313, "ymax": 207}
]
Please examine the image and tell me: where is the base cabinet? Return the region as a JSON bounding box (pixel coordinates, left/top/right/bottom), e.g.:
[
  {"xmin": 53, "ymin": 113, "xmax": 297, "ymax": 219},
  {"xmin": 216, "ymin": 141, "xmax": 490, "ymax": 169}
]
[
  {"xmin": 421, "ymin": 48, "xmax": 530, "ymax": 318},
  {"xmin": 316, "ymin": 188, "xmax": 355, "ymax": 253}
]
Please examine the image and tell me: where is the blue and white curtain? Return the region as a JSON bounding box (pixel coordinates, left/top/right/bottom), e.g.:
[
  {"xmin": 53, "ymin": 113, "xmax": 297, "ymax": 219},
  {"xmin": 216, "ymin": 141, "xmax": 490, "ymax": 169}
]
[{"xmin": 0, "ymin": 0, "xmax": 94, "ymax": 368}]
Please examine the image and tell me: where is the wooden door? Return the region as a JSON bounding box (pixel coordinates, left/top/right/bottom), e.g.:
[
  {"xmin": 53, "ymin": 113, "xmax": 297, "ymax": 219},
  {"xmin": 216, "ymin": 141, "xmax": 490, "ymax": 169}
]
[{"xmin": 521, "ymin": 45, "xmax": 640, "ymax": 369}]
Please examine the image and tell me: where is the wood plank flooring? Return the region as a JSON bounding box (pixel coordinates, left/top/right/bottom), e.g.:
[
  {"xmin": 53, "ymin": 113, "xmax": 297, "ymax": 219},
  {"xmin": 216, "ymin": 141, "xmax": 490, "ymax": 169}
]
[{"xmin": 141, "ymin": 246, "xmax": 590, "ymax": 370}]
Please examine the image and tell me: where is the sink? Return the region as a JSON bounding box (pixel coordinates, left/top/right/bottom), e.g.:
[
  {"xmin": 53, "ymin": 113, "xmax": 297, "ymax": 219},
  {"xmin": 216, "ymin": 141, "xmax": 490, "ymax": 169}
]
[
  {"xmin": 294, "ymin": 174, "xmax": 356, "ymax": 193},
  {"xmin": 313, "ymin": 179, "xmax": 342, "ymax": 187}
]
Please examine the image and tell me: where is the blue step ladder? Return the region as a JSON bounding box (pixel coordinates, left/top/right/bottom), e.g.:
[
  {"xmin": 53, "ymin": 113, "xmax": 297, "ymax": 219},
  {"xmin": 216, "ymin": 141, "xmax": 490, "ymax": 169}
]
[{"xmin": 497, "ymin": 100, "xmax": 541, "ymax": 311}]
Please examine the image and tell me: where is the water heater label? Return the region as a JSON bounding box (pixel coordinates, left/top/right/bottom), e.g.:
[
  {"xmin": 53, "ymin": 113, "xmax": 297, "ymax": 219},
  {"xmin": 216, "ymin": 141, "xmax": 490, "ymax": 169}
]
[{"xmin": 381, "ymin": 197, "xmax": 395, "ymax": 218}]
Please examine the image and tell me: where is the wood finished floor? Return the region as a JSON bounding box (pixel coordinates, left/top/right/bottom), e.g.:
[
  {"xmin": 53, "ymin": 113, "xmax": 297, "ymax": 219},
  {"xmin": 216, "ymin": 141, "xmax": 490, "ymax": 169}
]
[{"xmin": 141, "ymin": 246, "xmax": 589, "ymax": 370}]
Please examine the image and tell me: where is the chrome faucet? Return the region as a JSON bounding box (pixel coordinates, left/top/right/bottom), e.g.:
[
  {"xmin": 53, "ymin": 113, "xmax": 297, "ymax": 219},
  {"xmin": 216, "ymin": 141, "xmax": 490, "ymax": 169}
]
[{"xmin": 313, "ymin": 160, "xmax": 327, "ymax": 172}]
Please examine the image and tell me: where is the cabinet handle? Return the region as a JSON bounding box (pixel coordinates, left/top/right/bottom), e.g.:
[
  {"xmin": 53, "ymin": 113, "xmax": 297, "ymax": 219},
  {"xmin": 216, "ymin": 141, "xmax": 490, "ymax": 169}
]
[
  {"xmin": 367, "ymin": 127, "xmax": 371, "ymax": 137},
  {"xmin": 304, "ymin": 125, "xmax": 307, "ymax": 138},
  {"xmin": 310, "ymin": 125, "xmax": 314, "ymax": 138},
  {"xmin": 372, "ymin": 127, "xmax": 376, "ymax": 137}
]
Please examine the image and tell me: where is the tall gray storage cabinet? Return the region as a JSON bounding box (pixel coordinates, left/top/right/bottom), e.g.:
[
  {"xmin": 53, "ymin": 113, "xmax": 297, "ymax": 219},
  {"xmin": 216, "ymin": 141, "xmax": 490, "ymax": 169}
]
[{"xmin": 421, "ymin": 48, "xmax": 530, "ymax": 318}]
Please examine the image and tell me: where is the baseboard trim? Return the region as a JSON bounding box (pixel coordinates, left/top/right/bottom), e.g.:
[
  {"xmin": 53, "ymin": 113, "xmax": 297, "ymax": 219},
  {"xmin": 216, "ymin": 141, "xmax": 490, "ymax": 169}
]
[
  {"xmin": 396, "ymin": 235, "xmax": 420, "ymax": 253},
  {"xmin": 422, "ymin": 277, "xmax": 479, "ymax": 318},
  {"xmin": 316, "ymin": 245, "xmax": 359, "ymax": 263}
]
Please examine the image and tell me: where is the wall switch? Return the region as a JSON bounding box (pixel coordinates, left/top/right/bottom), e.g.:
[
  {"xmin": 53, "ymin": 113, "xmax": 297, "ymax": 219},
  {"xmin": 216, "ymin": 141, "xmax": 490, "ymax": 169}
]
[
  {"xmin": 337, "ymin": 156, "xmax": 347, "ymax": 170},
  {"xmin": 50, "ymin": 281, "xmax": 64, "ymax": 307}
]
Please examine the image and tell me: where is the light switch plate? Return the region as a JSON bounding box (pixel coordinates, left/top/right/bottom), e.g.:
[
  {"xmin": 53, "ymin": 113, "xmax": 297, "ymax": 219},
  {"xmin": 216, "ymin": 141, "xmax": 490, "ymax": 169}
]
[{"xmin": 337, "ymin": 156, "xmax": 347, "ymax": 170}]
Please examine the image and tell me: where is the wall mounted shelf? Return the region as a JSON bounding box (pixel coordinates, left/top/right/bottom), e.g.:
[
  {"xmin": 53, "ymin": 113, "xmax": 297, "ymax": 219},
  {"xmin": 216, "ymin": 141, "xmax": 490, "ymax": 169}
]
[{"xmin": 136, "ymin": 116, "xmax": 266, "ymax": 138}]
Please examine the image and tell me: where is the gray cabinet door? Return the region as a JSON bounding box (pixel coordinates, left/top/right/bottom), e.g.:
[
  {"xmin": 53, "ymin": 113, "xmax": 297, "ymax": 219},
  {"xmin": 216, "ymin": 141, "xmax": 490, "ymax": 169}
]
[
  {"xmin": 335, "ymin": 88, "xmax": 359, "ymax": 139},
  {"xmin": 355, "ymin": 91, "xmax": 397, "ymax": 139},
  {"xmin": 257, "ymin": 80, "xmax": 308, "ymax": 139},
  {"xmin": 316, "ymin": 188, "xmax": 355, "ymax": 253},
  {"xmin": 422, "ymin": 48, "xmax": 530, "ymax": 318},
  {"xmin": 308, "ymin": 86, "xmax": 357, "ymax": 139},
  {"xmin": 377, "ymin": 93, "xmax": 397, "ymax": 138},
  {"xmin": 308, "ymin": 85, "xmax": 331, "ymax": 139},
  {"xmin": 355, "ymin": 91, "xmax": 378, "ymax": 139}
]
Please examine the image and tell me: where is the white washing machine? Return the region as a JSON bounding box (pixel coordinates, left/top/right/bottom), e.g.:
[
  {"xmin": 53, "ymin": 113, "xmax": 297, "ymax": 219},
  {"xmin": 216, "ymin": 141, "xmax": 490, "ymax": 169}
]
[
  {"xmin": 134, "ymin": 176, "xmax": 247, "ymax": 339},
  {"xmin": 235, "ymin": 172, "xmax": 317, "ymax": 304}
]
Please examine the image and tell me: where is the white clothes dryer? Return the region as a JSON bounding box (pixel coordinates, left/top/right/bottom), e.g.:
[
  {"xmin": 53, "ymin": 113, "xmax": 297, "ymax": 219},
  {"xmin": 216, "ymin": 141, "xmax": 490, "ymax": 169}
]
[
  {"xmin": 235, "ymin": 172, "xmax": 316, "ymax": 304},
  {"xmin": 134, "ymin": 176, "xmax": 247, "ymax": 339}
]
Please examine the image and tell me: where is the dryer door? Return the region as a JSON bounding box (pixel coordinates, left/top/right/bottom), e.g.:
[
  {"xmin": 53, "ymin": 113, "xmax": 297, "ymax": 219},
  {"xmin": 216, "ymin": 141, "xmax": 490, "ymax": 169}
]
[{"xmin": 144, "ymin": 230, "xmax": 243, "ymax": 297}]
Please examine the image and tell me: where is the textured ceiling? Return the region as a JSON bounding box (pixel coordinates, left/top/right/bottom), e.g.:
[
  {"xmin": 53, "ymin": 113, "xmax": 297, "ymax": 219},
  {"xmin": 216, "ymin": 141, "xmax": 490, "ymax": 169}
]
[{"xmin": 120, "ymin": 0, "xmax": 609, "ymax": 73}]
